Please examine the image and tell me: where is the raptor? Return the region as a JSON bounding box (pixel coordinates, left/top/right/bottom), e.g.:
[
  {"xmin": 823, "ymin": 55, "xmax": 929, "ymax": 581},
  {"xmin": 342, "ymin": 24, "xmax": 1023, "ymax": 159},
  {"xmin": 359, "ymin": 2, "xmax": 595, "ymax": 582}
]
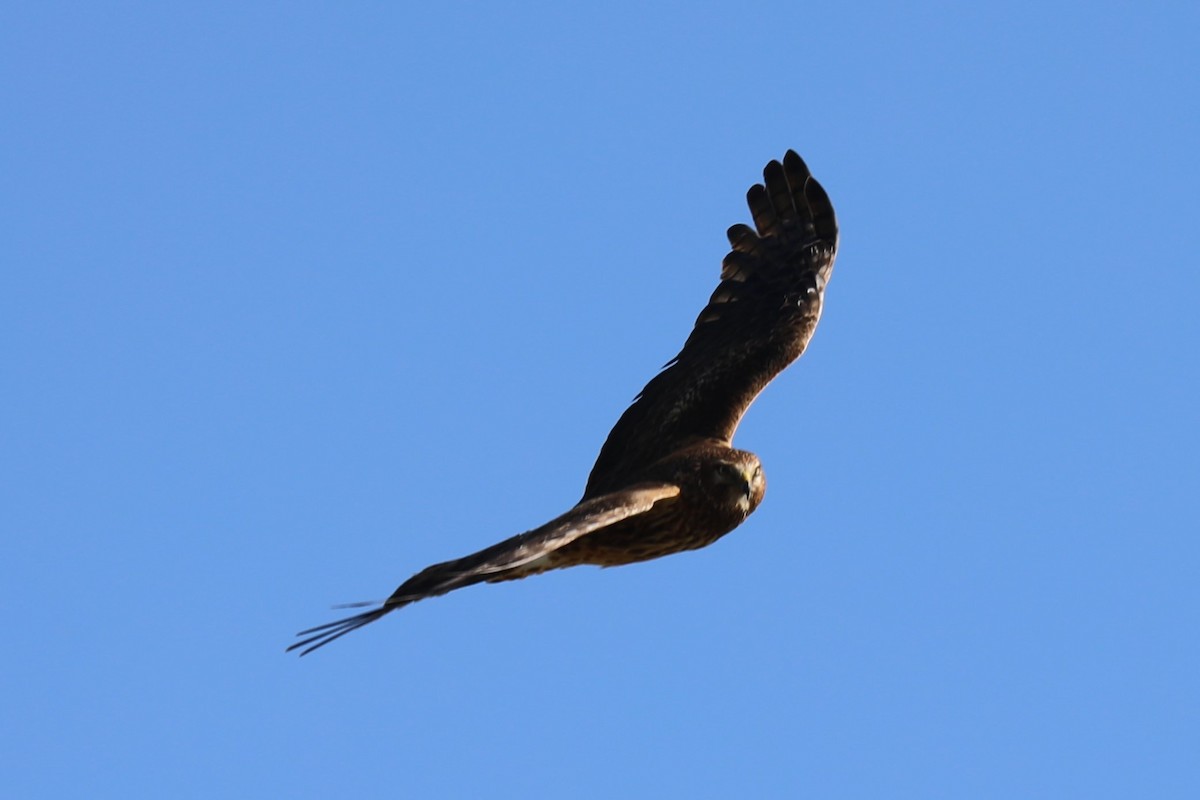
[{"xmin": 289, "ymin": 151, "xmax": 838, "ymax": 655}]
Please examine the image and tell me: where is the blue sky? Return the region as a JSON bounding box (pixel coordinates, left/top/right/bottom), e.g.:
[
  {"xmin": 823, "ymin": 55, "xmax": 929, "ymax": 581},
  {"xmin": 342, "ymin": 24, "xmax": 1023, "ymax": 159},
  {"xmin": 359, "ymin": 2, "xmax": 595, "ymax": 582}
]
[{"xmin": 3, "ymin": 2, "xmax": 1198, "ymax": 797}]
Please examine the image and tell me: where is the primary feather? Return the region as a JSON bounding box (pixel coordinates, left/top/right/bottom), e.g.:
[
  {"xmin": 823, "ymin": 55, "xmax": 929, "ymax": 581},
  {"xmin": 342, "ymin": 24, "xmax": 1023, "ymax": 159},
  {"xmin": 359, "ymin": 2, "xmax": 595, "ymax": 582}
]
[{"xmin": 584, "ymin": 151, "xmax": 837, "ymax": 496}]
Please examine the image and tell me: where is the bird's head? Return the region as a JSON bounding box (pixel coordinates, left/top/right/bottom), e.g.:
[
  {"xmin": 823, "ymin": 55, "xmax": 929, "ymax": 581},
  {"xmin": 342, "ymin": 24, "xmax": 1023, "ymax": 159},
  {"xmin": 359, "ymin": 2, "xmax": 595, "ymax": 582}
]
[{"xmin": 704, "ymin": 453, "xmax": 766, "ymax": 517}]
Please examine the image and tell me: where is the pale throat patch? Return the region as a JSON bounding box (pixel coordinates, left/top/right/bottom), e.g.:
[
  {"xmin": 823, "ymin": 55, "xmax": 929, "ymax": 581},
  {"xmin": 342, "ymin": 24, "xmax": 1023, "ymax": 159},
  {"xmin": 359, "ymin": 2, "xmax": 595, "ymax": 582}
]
[{"xmin": 735, "ymin": 462, "xmax": 761, "ymax": 514}]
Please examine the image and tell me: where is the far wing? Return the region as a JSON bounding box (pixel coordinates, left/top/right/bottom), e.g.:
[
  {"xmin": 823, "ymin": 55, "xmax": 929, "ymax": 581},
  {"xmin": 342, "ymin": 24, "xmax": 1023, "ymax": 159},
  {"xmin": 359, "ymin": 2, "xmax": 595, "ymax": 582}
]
[
  {"xmin": 585, "ymin": 151, "xmax": 838, "ymax": 497},
  {"xmin": 287, "ymin": 482, "xmax": 680, "ymax": 655},
  {"xmin": 392, "ymin": 482, "xmax": 680, "ymax": 595}
]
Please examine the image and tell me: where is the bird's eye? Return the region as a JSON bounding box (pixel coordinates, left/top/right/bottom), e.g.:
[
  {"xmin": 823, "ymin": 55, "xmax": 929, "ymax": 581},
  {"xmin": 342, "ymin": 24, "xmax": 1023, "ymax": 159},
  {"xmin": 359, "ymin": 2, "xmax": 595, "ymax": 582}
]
[{"xmin": 707, "ymin": 463, "xmax": 735, "ymax": 483}]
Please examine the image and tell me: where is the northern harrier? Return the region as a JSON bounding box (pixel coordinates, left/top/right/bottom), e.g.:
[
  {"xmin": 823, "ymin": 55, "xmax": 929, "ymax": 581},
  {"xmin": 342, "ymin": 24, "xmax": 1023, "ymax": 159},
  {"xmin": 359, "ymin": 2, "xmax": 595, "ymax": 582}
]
[{"xmin": 289, "ymin": 150, "xmax": 837, "ymax": 655}]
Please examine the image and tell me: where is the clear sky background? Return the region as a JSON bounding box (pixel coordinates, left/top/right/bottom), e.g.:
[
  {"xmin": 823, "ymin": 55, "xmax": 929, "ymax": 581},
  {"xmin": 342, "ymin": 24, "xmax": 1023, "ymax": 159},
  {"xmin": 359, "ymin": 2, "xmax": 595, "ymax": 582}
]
[{"xmin": 3, "ymin": 2, "xmax": 1198, "ymax": 797}]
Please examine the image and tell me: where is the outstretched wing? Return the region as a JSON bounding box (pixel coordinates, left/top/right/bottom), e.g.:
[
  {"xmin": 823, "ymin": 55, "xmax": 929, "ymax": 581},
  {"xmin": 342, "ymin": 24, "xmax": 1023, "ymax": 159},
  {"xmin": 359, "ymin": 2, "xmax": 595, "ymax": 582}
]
[
  {"xmin": 287, "ymin": 482, "xmax": 680, "ymax": 655},
  {"xmin": 584, "ymin": 151, "xmax": 838, "ymax": 497}
]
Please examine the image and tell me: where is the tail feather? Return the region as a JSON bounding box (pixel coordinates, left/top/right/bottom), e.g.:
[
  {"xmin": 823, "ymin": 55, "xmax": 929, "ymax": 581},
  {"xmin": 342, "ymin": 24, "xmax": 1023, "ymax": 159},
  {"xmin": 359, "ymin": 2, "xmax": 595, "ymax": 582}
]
[
  {"xmin": 286, "ymin": 553, "xmax": 514, "ymax": 656},
  {"xmin": 286, "ymin": 606, "xmax": 392, "ymax": 656}
]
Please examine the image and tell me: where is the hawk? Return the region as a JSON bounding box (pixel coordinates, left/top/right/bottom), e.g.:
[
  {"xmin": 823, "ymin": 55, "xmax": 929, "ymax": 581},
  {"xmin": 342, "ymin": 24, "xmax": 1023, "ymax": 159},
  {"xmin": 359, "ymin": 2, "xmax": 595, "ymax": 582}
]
[{"xmin": 289, "ymin": 150, "xmax": 838, "ymax": 655}]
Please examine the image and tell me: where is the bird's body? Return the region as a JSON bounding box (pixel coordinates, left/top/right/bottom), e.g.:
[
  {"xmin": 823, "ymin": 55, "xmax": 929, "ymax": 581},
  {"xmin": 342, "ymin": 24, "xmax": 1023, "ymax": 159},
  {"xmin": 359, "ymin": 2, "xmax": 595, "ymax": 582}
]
[
  {"xmin": 290, "ymin": 151, "xmax": 837, "ymax": 655},
  {"xmin": 524, "ymin": 442, "xmax": 765, "ymax": 572}
]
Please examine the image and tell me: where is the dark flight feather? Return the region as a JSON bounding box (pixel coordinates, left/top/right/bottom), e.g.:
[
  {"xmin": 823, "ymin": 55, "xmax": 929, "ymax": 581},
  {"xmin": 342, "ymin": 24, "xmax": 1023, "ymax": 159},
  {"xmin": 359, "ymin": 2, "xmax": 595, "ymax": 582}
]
[
  {"xmin": 584, "ymin": 151, "xmax": 838, "ymax": 497},
  {"xmin": 288, "ymin": 483, "xmax": 679, "ymax": 655}
]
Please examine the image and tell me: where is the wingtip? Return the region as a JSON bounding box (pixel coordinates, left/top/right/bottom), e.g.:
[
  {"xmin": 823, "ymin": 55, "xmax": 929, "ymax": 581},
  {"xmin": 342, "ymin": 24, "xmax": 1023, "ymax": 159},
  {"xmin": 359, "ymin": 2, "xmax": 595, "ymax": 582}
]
[
  {"xmin": 761, "ymin": 156, "xmax": 786, "ymax": 185},
  {"xmin": 782, "ymin": 149, "xmax": 809, "ymax": 175},
  {"xmin": 783, "ymin": 151, "xmax": 813, "ymax": 190}
]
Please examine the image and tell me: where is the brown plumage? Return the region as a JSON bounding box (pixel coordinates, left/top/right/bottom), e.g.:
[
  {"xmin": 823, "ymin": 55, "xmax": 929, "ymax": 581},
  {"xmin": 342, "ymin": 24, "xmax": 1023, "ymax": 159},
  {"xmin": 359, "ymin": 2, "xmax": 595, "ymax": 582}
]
[{"xmin": 289, "ymin": 150, "xmax": 838, "ymax": 655}]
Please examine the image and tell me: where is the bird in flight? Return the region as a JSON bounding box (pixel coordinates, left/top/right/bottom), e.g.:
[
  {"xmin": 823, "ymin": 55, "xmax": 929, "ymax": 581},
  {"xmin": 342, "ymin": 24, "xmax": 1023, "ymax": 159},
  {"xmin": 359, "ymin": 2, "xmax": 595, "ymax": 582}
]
[{"xmin": 289, "ymin": 150, "xmax": 838, "ymax": 655}]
